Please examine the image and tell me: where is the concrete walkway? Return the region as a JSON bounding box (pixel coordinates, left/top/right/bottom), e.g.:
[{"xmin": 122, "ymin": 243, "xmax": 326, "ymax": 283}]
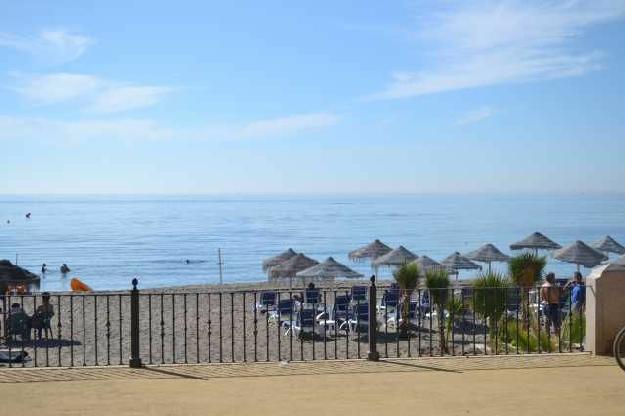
[{"xmin": 2, "ymin": 355, "xmax": 624, "ymax": 416}]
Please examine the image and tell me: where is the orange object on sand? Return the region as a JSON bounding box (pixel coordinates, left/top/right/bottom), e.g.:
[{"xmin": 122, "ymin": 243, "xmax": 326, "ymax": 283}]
[{"xmin": 70, "ymin": 278, "xmax": 92, "ymax": 292}]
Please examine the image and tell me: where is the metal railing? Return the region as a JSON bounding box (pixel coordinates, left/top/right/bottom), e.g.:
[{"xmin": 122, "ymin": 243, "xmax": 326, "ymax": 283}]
[{"xmin": 0, "ymin": 278, "xmax": 585, "ymax": 368}]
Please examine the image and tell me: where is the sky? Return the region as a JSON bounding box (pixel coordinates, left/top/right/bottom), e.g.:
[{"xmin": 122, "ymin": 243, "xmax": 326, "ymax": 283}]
[{"xmin": 1, "ymin": 0, "xmax": 625, "ymax": 194}]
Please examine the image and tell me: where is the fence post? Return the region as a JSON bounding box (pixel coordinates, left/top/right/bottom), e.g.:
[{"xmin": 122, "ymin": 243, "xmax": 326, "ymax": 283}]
[
  {"xmin": 129, "ymin": 278, "xmax": 143, "ymax": 368},
  {"xmin": 367, "ymin": 275, "xmax": 379, "ymax": 361}
]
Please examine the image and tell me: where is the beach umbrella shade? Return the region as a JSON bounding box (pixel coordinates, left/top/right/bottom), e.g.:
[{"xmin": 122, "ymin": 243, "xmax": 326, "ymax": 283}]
[
  {"xmin": 269, "ymin": 253, "xmax": 319, "ymax": 287},
  {"xmin": 296, "ymin": 257, "xmax": 364, "ymax": 279},
  {"xmin": 603, "ymin": 254, "xmax": 625, "ymax": 273},
  {"xmin": 465, "ymin": 243, "xmax": 511, "ymax": 273},
  {"xmin": 0, "ymin": 260, "xmax": 40, "ymax": 285},
  {"xmin": 440, "ymin": 252, "xmax": 481, "ymax": 279},
  {"xmin": 510, "ymin": 232, "xmax": 561, "ymax": 253},
  {"xmin": 553, "ymin": 240, "xmax": 608, "ymax": 271},
  {"xmin": 348, "ymin": 239, "xmax": 392, "ymax": 262},
  {"xmin": 262, "ymin": 248, "xmax": 297, "ymax": 273},
  {"xmin": 0, "ymin": 260, "xmax": 40, "ymax": 296},
  {"xmin": 591, "ymin": 235, "xmax": 625, "ymax": 256},
  {"xmin": 372, "ymin": 245, "xmax": 418, "ymax": 268},
  {"xmin": 410, "ymin": 255, "xmax": 445, "ymax": 275}
]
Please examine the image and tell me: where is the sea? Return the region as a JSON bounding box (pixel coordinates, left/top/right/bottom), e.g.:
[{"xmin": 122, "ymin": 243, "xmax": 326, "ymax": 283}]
[{"xmin": 1, "ymin": 194, "xmax": 624, "ymax": 292}]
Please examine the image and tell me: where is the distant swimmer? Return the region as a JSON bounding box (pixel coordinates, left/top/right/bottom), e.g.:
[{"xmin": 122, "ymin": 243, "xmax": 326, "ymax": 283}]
[
  {"xmin": 60, "ymin": 263, "xmax": 71, "ymax": 274},
  {"xmin": 25, "ymin": 213, "xmax": 31, "ymax": 219},
  {"xmin": 41, "ymin": 263, "xmax": 47, "ymax": 274},
  {"xmin": 6, "ymin": 220, "xmax": 9, "ymax": 224},
  {"xmin": 185, "ymin": 259, "xmax": 191, "ymax": 264}
]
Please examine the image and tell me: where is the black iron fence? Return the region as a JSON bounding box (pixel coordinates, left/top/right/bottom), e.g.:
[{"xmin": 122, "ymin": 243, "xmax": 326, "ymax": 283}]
[{"xmin": 1, "ymin": 278, "xmax": 585, "ymax": 368}]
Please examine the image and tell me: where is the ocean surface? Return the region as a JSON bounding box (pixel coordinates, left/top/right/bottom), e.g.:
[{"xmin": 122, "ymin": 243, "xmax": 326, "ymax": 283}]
[{"xmin": 1, "ymin": 194, "xmax": 624, "ymax": 292}]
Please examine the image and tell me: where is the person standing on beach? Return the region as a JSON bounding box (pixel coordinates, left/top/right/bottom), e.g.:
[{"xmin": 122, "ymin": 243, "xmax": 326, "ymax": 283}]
[
  {"xmin": 33, "ymin": 292, "xmax": 55, "ymax": 339},
  {"xmin": 541, "ymin": 273, "xmax": 561, "ymax": 336},
  {"xmin": 41, "ymin": 263, "xmax": 47, "ymax": 274},
  {"xmin": 564, "ymin": 272, "xmax": 585, "ymax": 312}
]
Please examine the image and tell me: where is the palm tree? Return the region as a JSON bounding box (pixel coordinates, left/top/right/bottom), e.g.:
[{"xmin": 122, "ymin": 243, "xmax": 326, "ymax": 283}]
[
  {"xmin": 472, "ymin": 272, "xmax": 511, "ymax": 343},
  {"xmin": 425, "ymin": 268, "xmax": 450, "ymax": 354},
  {"xmin": 509, "ymin": 253, "xmax": 546, "ymax": 325},
  {"xmin": 393, "ymin": 263, "xmax": 420, "ymax": 337}
]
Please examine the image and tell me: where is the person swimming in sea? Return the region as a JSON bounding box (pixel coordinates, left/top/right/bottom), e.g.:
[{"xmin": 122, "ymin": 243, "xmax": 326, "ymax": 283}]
[
  {"xmin": 60, "ymin": 263, "xmax": 71, "ymax": 274},
  {"xmin": 26, "ymin": 213, "xmax": 31, "ymax": 219}
]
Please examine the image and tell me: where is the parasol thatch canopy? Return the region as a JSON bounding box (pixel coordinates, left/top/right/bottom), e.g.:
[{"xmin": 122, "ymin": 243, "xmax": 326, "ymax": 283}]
[
  {"xmin": 269, "ymin": 253, "xmax": 318, "ymax": 279},
  {"xmin": 410, "ymin": 255, "xmax": 443, "ymax": 271},
  {"xmin": 348, "ymin": 239, "xmax": 392, "ymax": 262},
  {"xmin": 0, "ymin": 260, "xmax": 40, "ymax": 284},
  {"xmin": 373, "ymin": 245, "xmax": 417, "ymax": 267},
  {"xmin": 441, "ymin": 252, "xmax": 482, "ymax": 272},
  {"xmin": 603, "ymin": 254, "xmax": 625, "ymax": 273},
  {"xmin": 465, "ymin": 243, "xmax": 510, "ymax": 263},
  {"xmin": 553, "ymin": 240, "xmax": 608, "ymax": 269},
  {"xmin": 510, "ymin": 232, "xmax": 561, "ymax": 251},
  {"xmin": 262, "ymin": 248, "xmax": 297, "ymax": 273},
  {"xmin": 591, "ymin": 235, "xmax": 625, "ymax": 255},
  {"xmin": 296, "ymin": 257, "xmax": 363, "ymax": 279}
]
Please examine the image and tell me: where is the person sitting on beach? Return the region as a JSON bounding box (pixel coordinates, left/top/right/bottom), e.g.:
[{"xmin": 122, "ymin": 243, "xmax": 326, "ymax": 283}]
[
  {"xmin": 541, "ymin": 273, "xmax": 561, "ymax": 335},
  {"xmin": 60, "ymin": 263, "xmax": 70, "ymax": 273},
  {"xmin": 564, "ymin": 272, "xmax": 585, "ymax": 313},
  {"xmin": 7, "ymin": 303, "xmax": 31, "ymax": 341},
  {"xmin": 32, "ymin": 292, "xmax": 55, "ymax": 339}
]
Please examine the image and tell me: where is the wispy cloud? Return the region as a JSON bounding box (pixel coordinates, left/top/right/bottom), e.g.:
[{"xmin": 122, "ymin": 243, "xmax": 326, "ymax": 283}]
[
  {"xmin": 11, "ymin": 72, "xmax": 102, "ymax": 104},
  {"xmin": 10, "ymin": 72, "xmax": 173, "ymax": 114},
  {"xmin": 370, "ymin": 1, "xmax": 625, "ymax": 100},
  {"xmin": 89, "ymin": 86, "xmax": 174, "ymax": 114},
  {"xmin": 0, "ymin": 112, "xmax": 339, "ymax": 142},
  {"xmin": 0, "ymin": 29, "xmax": 93, "ymax": 64},
  {"xmin": 232, "ymin": 113, "xmax": 339, "ymax": 139},
  {"xmin": 457, "ymin": 106, "xmax": 494, "ymax": 125}
]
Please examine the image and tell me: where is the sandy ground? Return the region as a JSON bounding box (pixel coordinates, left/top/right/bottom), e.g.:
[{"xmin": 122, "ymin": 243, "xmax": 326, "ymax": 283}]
[
  {"xmin": 3, "ymin": 279, "xmax": 503, "ymax": 367},
  {"xmin": 1, "ymin": 357, "xmax": 623, "ymax": 416}
]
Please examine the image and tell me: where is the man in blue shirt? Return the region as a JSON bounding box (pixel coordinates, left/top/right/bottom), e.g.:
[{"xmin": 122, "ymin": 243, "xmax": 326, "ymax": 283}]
[{"xmin": 567, "ymin": 272, "xmax": 585, "ymax": 312}]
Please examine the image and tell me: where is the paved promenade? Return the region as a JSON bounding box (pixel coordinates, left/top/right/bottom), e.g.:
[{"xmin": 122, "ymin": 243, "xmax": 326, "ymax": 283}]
[{"xmin": 2, "ymin": 354, "xmax": 623, "ymax": 416}]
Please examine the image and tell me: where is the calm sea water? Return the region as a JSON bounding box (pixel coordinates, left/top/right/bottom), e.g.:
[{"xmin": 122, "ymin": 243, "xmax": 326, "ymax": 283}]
[{"xmin": 1, "ymin": 194, "xmax": 624, "ymax": 291}]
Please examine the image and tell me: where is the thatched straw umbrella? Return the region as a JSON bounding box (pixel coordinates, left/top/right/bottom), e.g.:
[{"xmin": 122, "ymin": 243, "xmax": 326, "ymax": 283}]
[
  {"xmin": 349, "ymin": 239, "xmax": 392, "ymax": 275},
  {"xmin": 349, "ymin": 239, "xmax": 392, "ymax": 262},
  {"xmin": 410, "ymin": 255, "xmax": 445, "ymax": 276},
  {"xmin": 592, "ymin": 235, "xmax": 625, "ymax": 256},
  {"xmin": 269, "ymin": 253, "xmax": 318, "ymax": 288},
  {"xmin": 373, "ymin": 245, "xmax": 417, "ymax": 269},
  {"xmin": 262, "ymin": 248, "xmax": 297, "ymax": 273},
  {"xmin": 440, "ymin": 252, "xmax": 481, "ymax": 280},
  {"xmin": 0, "ymin": 260, "xmax": 40, "ymax": 285},
  {"xmin": 510, "ymin": 232, "xmax": 561, "ymax": 254},
  {"xmin": 296, "ymin": 257, "xmax": 363, "ymax": 280},
  {"xmin": 553, "ymin": 240, "xmax": 608, "ymax": 271},
  {"xmin": 0, "ymin": 260, "xmax": 40, "ymax": 297},
  {"xmin": 465, "ymin": 243, "xmax": 511, "ymax": 273}
]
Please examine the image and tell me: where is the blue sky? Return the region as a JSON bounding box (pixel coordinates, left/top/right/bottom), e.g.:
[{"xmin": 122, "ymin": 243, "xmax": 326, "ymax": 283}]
[{"xmin": 1, "ymin": 0, "xmax": 625, "ymax": 194}]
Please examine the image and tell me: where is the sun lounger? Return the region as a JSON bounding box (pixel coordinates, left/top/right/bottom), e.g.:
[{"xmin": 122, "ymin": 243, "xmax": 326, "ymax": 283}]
[
  {"xmin": 284, "ymin": 308, "xmax": 318, "ymax": 338},
  {"xmin": 303, "ymin": 288, "xmax": 321, "ymax": 305},
  {"xmin": 350, "ymin": 286, "xmax": 367, "ymax": 303},
  {"xmin": 255, "ymin": 291, "xmax": 277, "ymax": 313},
  {"xmin": 342, "ymin": 302, "xmax": 370, "ymax": 334},
  {"xmin": 270, "ymin": 298, "xmax": 296, "ymax": 324}
]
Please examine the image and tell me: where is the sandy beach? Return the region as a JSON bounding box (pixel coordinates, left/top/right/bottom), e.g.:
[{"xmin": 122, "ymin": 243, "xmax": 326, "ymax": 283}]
[{"xmin": 1, "ymin": 278, "xmax": 493, "ymax": 367}]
